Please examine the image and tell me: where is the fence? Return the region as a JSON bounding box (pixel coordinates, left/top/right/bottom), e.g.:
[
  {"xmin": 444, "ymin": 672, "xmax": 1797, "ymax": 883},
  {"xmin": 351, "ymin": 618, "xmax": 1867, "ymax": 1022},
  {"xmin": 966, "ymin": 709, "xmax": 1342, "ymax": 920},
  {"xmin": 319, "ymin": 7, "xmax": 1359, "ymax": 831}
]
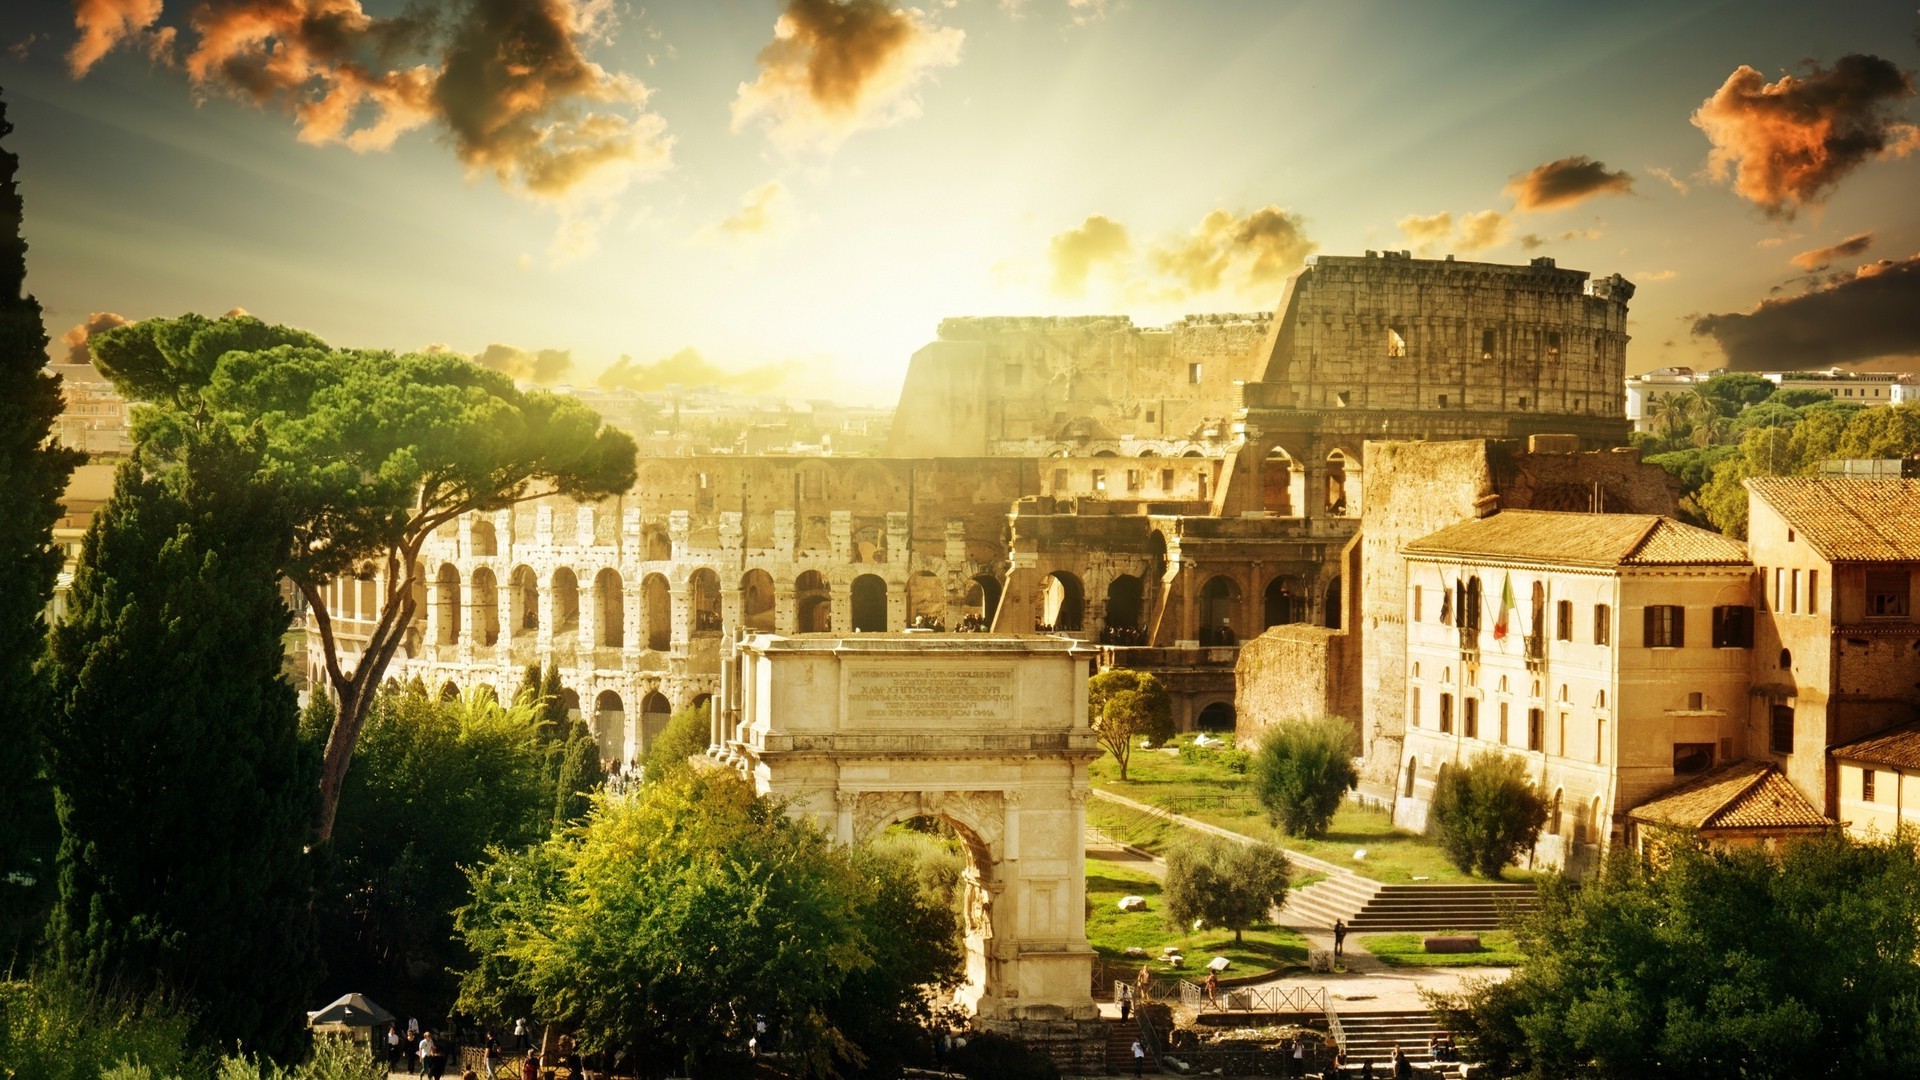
[{"xmin": 1180, "ymin": 981, "xmax": 1328, "ymax": 1015}]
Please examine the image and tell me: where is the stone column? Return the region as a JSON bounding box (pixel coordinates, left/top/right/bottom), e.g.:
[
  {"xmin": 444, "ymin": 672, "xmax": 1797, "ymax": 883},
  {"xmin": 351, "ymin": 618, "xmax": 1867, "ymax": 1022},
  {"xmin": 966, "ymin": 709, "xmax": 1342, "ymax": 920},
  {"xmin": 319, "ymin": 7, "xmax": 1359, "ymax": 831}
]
[
  {"xmin": 773, "ymin": 581, "xmax": 796, "ymax": 634},
  {"xmin": 536, "ymin": 570, "xmax": 555, "ymax": 654},
  {"xmin": 579, "ymin": 571, "xmax": 601, "ymax": 658},
  {"xmin": 832, "ymin": 577, "xmax": 851, "ymax": 635},
  {"xmin": 836, "ymin": 791, "xmax": 858, "ymax": 845},
  {"xmin": 1068, "ymin": 788, "xmax": 1090, "ymax": 942}
]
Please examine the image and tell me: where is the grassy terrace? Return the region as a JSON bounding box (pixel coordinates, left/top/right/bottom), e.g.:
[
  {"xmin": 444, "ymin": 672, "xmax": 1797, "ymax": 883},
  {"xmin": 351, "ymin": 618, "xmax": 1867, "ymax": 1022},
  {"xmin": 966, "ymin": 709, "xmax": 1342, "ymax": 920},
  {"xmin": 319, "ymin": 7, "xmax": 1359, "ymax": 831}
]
[
  {"xmin": 1085, "ymin": 856, "xmax": 1311, "ymax": 979},
  {"xmin": 1091, "ymin": 736, "xmax": 1540, "ymax": 885},
  {"xmin": 1360, "ymin": 931, "xmax": 1525, "ymax": 967}
]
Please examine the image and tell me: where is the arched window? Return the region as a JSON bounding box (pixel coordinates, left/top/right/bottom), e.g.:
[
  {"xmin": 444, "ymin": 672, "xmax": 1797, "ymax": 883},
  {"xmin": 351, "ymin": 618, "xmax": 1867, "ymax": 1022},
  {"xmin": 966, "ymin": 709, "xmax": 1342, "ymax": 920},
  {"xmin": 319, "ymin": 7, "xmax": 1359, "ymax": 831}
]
[
  {"xmin": 851, "ymin": 574, "xmax": 888, "ymax": 632},
  {"xmin": 551, "ymin": 567, "xmax": 580, "ymax": 638},
  {"xmin": 1264, "ymin": 447, "xmax": 1303, "ymax": 516},
  {"xmin": 470, "ymin": 566, "xmax": 499, "ymax": 646},
  {"xmin": 741, "ymin": 569, "xmax": 775, "ymax": 634},
  {"xmin": 796, "ymin": 570, "xmax": 832, "ymax": 632},
  {"xmin": 642, "ymin": 573, "xmax": 671, "ymax": 650},
  {"xmin": 435, "ymin": 564, "xmax": 461, "ymax": 645},
  {"xmin": 1200, "ymin": 576, "xmax": 1240, "ymax": 643},
  {"xmin": 1106, "ymin": 575, "xmax": 1144, "ymax": 633},
  {"xmin": 1264, "ymin": 575, "xmax": 1299, "ymax": 628},
  {"xmin": 469, "ymin": 518, "xmax": 498, "ymax": 558},
  {"xmin": 689, "ymin": 569, "xmax": 721, "ymax": 636},
  {"xmin": 1324, "ymin": 577, "xmax": 1343, "ymax": 630},
  {"xmin": 510, "ymin": 566, "xmax": 540, "ymax": 638},
  {"xmin": 1040, "ymin": 571, "xmax": 1084, "ymax": 631},
  {"xmin": 964, "ymin": 575, "xmax": 1001, "ymax": 629},
  {"xmin": 594, "ymin": 568, "xmax": 624, "ymax": 648}
]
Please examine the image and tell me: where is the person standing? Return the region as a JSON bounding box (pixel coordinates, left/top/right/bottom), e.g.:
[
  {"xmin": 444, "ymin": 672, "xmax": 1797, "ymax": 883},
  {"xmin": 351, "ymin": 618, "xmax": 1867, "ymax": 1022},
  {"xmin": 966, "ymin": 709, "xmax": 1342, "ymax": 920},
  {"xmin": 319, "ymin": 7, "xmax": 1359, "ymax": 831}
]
[
  {"xmin": 520, "ymin": 1053, "xmax": 540, "ymax": 1080},
  {"xmin": 1132, "ymin": 1039, "xmax": 1145, "ymax": 1076},
  {"xmin": 1135, "ymin": 963, "xmax": 1151, "ymax": 1000},
  {"xmin": 386, "ymin": 1025, "xmax": 402, "ymax": 1074},
  {"xmin": 1391, "ymin": 1043, "xmax": 1411, "ymax": 1080},
  {"xmin": 513, "ymin": 1017, "xmax": 528, "ymax": 1051},
  {"xmin": 1333, "ymin": 919, "xmax": 1348, "ymax": 962},
  {"xmin": 416, "ymin": 1032, "xmax": 434, "ymax": 1078},
  {"xmin": 1204, "ymin": 970, "xmax": 1219, "ymax": 1007},
  {"xmin": 1120, "ymin": 984, "xmax": 1133, "ymax": 1021}
]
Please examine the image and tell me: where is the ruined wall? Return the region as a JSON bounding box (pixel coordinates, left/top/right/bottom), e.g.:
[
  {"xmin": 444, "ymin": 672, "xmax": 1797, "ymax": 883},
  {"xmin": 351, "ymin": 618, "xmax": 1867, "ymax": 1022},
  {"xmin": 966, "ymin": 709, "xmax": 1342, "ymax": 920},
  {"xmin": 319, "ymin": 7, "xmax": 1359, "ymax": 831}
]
[
  {"xmin": 1235, "ymin": 625, "xmax": 1360, "ymax": 733},
  {"xmin": 1355, "ymin": 439, "xmax": 1679, "ymax": 789}
]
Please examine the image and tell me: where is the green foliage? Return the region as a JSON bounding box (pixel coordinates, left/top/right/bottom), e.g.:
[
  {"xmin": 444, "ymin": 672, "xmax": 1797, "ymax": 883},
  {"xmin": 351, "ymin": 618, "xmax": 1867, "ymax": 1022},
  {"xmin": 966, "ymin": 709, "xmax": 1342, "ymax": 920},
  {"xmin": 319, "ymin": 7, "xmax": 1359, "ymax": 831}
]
[
  {"xmin": 45, "ymin": 436, "xmax": 318, "ymax": 1061},
  {"xmin": 1250, "ymin": 716, "xmax": 1359, "ymax": 839},
  {"xmin": 0, "ymin": 91, "xmax": 85, "ymax": 962},
  {"xmin": 454, "ymin": 770, "xmax": 963, "ymax": 1074},
  {"xmin": 1769, "ymin": 387, "xmax": 1838, "ymax": 408},
  {"xmin": 1088, "ymin": 668, "xmax": 1174, "ymax": 781},
  {"xmin": 1162, "ymin": 835, "xmax": 1291, "ymax": 944},
  {"xmin": 89, "ymin": 313, "xmax": 638, "ymax": 839},
  {"xmin": 318, "ymin": 685, "xmax": 554, "ymax": 1016},
  {"xmin": 1697, "ymin": 372, "xmax": 1777, "ymax": 414},
  {"xmin": 0, "ymin": 972, "xmax": 202, "ymax": 1080},
  {"xmin": 640, "ymin": 702, "xmax": 712, "ymax": 783},
  {"xmin": 1693, "ymin": 401, "xmax": 1913, "ymax": 537},
  {"xmin": 949, "ymin": 1031, "xmax": 1061, "ymax": 1080},
  {"xmin": 1435, "ymin": 832, "xmax": 1920, "ymax": 1079},
  {"xmin": 1429, "ymin": 752, "xmax": 1547, "ymax": 879}
]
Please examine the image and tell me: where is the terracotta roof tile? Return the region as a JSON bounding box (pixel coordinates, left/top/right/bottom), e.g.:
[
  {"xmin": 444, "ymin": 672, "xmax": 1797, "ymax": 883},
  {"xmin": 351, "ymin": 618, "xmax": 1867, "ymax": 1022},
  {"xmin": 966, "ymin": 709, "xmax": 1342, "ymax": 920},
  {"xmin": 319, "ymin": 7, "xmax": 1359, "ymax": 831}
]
[
  {"xmin": 1629, "ymin": 760, "xmax": 1833, "ymax": 831},
  {"xmin": 1831, "ymin": 721, "xmax": 1920, "ymax": 771},
  {"xmin": 1403, "ymin": 511, "xmax": 1747, "ymax": 569},
  {"xmin": 1745, "ymin": 478, "xmax": 1920, "ymax": 562}
]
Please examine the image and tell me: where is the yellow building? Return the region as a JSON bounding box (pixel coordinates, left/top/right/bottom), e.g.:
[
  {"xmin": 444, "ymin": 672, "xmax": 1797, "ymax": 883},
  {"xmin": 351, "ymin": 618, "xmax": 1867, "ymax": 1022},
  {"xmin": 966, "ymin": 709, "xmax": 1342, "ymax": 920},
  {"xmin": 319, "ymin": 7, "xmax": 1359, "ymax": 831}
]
[
  {"xmin": 1397, "ymin": 510, "xmax": 1752, "ymax": 870},
  {"xmin": 1831, "ymin": 724, "xmax": 1920, "ymax": 839}
]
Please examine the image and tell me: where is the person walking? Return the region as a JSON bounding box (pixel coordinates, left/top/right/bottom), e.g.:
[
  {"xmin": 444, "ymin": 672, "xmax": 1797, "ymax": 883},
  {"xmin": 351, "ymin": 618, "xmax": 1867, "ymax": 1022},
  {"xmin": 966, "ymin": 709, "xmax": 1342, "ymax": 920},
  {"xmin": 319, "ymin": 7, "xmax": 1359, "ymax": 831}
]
[
  {"xmin": 416, "ymin": 1031, "xmax": 434, "ymax": 1079},
  {"xmin": 1120, "ymin": 984, "xmax": 1133, "ymax": 1021},
  {"xmin": 386, "ymin": 1025, "xmax": 402, "ymax": 1074},
  {"xmin": 1390, "ymin": 1043, "xmax": 1411, "ymax": 1080},
  {"xmin": 1132, "ymin": 1038, "xmax": 1146, "ymax": 1076},
  {"xmin": 1333, "ymin": 918, "xmax": 1348, "ymax": 962},
  {"xmin": 519, "ymin": 1053, "xmax": 539, "ymax": 1080},
  {"xmin": 1204, "ymin": 970, "xmax": 1219, "ymax": 1007}
]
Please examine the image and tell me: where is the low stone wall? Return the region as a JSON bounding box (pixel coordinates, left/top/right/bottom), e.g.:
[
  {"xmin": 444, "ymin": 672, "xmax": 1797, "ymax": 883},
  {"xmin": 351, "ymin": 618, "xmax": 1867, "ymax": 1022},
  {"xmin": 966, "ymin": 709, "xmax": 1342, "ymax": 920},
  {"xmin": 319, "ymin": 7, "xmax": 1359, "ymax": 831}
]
[{"xmin": 1235, "ymin": 625, "xmax": 1360, "ymax": 735}]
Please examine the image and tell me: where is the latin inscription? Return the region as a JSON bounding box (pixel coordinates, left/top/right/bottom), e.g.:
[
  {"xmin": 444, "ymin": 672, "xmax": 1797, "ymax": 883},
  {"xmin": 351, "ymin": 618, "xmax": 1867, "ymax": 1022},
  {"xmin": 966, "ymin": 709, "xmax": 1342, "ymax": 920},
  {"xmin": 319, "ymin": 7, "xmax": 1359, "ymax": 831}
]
[{"xmin": 846, "ymin": 666, "xmax": 1015, "ymax": 724}]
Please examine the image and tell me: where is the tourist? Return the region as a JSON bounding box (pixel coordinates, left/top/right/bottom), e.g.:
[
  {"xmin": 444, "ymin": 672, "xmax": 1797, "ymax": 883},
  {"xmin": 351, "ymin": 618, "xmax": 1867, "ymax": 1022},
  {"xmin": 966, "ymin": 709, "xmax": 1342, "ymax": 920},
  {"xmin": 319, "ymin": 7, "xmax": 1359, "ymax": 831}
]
[
  {"xmin": 513, "ymin": 1017, "xmax": 528, "ymax": 1051},
  {"xmin": 1333, "ymin": 918, "xmax": 1348, "ymax": 961},
  {"xmin": 1390, "ymin": 1043, "xmax": 1411, "ymax": 1079},
  {"xmin": 1136, "ymin": 963, "xmax": 1152, "ymax": 998},
  {"xmin": 1132, "ymin": 1038, "xmax": 1146, "ymax": 1076},
  {"xmin": 1204, "ymin": 970, "xmax": 1219, "ymax": 1006},
  {"xmin": 520, "ymin": 1052, "xmax": 540, "ymax": 1080},
  {"xmin": 417, "ymin": 1031, "xmax": 435, "ymax": 1078},
  {"xmin": 1292, "ymin": 1037, "xmax": 1306, "ymax": 1076},
  {"xmin": 405, "ymin": 1029, "xmax": 421, "ymax": 1075},
  {"xmin": 386, "ymin": 1025, "xmax": 402, "ymax": 1073},
  {"xmin": 484, "ymin": 1032, "xmax": 500, "ymax": 1077},
  {"xmin": 1120, "ymin": 983, "xmax": 1133, "ymax": 1020}
]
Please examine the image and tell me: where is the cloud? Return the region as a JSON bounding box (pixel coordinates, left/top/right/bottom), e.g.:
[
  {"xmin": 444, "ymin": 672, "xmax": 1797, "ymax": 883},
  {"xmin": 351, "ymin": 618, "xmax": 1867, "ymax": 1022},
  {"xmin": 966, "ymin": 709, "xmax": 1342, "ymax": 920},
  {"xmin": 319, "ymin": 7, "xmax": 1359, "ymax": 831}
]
[
  {"xmin": 1636, "ymin": 269, "xmax": 1679, "ymax": 282},
  {"xmin": 597, "ymin": 346, "xmax": 796, "ymax": 395},
  {"xmin": 1046, "ymin": 214, "xmax": 1130, "ymax": 294},
  {"xmin": 730, "ymin": 0, "xmax": 964, "ymax": 154},
  {"xmin": 1519, "ymin": 226, "xmax": 1605, "ymax": 250},
  {"xmin": 1693, "ymin": 252, "xmax": 1920, "ymax": 370},
  {"xmin": 1144, "ymin": 206, "xmax": 1316, "ymax": 298},
  {"xmin": 1503, "ymin": 156, "xmax": 1635, "ymax": 211},
  {"xmin": 1692, "ymin": 53, "xmax": 1919, "ymax": 218},
  {"xmin": 705, "ymin": 180, "xmax": 796, "ymax": 244},
  {"xmin": 1397, "ymin": 209, "xmax": 1510, "ymax": 253},
  {"xmin": 1789, "ymin": 232, "xmax": 1874, "ymax": 271},
  {"xmin": 1646, "ymin": 165, "xmax": 1690, "ymax": 195},
  {"xmin": 471, "ymin": 343, "xmax": 574, "ymax": 384},
  {"xmin": 58, "ymin": 311, "xmax": 132, "ymax": 365},
  {"xmin": 70, "ymin": 0, "xmax": 673, "ymax": 236},
  {"xmin": 67, "ymin": 0, "xmax": 164, "ymax": 75}
]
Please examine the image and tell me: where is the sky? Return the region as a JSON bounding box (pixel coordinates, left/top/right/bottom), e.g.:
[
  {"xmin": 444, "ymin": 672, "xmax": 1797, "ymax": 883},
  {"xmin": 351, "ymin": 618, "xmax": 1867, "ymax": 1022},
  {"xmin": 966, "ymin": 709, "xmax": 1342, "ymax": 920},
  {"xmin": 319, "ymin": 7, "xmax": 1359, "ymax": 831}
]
[{"xmin": 5, "ymin": 0, "xmax": 1919, "ymax": 405}]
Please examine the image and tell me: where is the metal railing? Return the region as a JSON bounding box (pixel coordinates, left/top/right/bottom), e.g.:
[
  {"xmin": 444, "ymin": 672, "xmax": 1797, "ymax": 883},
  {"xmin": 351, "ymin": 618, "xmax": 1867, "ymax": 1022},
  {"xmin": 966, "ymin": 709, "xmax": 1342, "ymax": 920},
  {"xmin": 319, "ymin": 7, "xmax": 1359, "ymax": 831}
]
[
  {"xmin": 1325, "ymin": 1000, "xmax": 1348, "ymax": 1058},
  {"xmin": 1180, "ymin": 981, "xmax": 1328, "ymax": 1015},
  {"xmin": 1112, "ymin": 978, "xmax": 1184, "ymax": 1005}
]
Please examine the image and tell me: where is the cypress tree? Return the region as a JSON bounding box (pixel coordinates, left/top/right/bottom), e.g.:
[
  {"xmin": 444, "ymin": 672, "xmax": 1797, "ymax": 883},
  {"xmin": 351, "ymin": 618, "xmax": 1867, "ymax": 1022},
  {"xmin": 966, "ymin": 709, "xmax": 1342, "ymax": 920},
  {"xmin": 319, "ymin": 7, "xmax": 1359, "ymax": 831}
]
[
  {"xmin": 46, "ymin": 431, "xmax": 318, "ymax": 1060},
  {"xmin": 0, "ymin": 88, "xmax": 84, "ymax": 955}
]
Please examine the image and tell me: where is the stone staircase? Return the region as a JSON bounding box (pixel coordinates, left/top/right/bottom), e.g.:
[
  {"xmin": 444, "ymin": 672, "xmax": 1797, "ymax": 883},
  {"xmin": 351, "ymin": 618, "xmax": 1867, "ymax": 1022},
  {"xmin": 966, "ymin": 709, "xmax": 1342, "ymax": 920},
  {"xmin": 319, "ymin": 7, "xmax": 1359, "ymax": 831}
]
[
  {"xmin": 1336, "ymin": 1010, "xmax": 1454, "ymax": 1074},
  {"xmin": 1102, "ymin": 1017, "xmax": 1159, "ymax": 1074},
  {"xmin": 1286, "ymin": 873, "xmax": 1535, "ymax": 932}
]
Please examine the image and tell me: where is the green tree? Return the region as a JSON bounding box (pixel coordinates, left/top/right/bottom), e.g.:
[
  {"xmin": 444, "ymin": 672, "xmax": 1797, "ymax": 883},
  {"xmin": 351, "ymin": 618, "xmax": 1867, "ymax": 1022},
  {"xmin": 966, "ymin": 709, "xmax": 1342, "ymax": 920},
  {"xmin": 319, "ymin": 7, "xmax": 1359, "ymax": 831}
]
[
  {"xmin": 1433, "ymin": 832, "xmax": 1920, "ymax": 1079},
  {"xmin": 1770, "ymin": 387, "xmax": 1838, "ymax": 408},
  {"xmin": 1162, "ymin": 835, "xmax": 1291, "ymax": 943},
  {"xmin": 640, "ymin": 701, "xmax": 712, "ymax": 784},
  {"xmin": 1250, "ymin": 716, "xmax": 1359, "ymax": 839},
  {"xmin": 1088, "ymin": 668, "xmax": 1173, "ymax": 781},
  {"xmin": 45, "ymin": 434, "xmax": 318, "ymax": 1060},
  {"xmin": 0, "ymin": 90, "xmax": 84, "ymax": 958},
  {"xmin": 1428, "ymin": 752, "xmax": 1548, "ymax": 879},
  {"xmin": 1697, "ymin": 372, "xmax": 1777, "ymax": 414},
  {"xmin": 318, "ymin": 684, "xmax": 554, "ymax": 1013},
  {"xmin": 90, "ymin": 314, "xmax": 638, "ymax": 840},
  {"xmin": 454, "ymin": 771, "xmax": 962, "ymax": 1075}
]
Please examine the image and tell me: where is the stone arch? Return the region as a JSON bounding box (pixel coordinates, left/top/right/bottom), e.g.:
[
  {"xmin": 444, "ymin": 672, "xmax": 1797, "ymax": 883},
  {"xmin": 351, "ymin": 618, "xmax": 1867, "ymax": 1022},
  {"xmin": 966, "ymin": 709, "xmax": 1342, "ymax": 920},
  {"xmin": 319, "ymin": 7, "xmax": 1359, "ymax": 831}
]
[
  {"xmin": 594, "ymin": 568, "xmax": 624, "ymax": 648},
  {"xmin": 852, "ymin": 525, "xmax": 883, "ymax": 564},
  {"xmin": 439, "ymin": 679, "xmax": 460, "ymax": 702},
  {"xmin": 435, "ymin": 564, "xmax": 462, "ymax": 646},
  {"xmin": 1195, "ymin": 701, "xmax": 1236, "ymax": 733},
  {"xmin": 796, "ymin": 570, "xmax": 832, "ymax": 632},
  {"xmin": 1263, "ymin": 574, "xmax": 1301, "ymax": 628},
  {"xmin": 1324, "ymin": 447, "xmax": 1361, "ymax": 516},
  {"xmin": 551, "ymin": 567, "xmax": 580, "ymax": 639},
  {"xmin": 689, "ymin": 568, "xmax": 721, "ymax": 636},
  {"xmin": 1147, "ymin": 531, "xmax": 1168, "ymax": 581},
  {"xmin": 592, "ymin": 690, "xmax": 625, "ymax": 764},
  {"xmin": 1263, "ymin": 445, "xmax": 1304, "ymax": 516},
  {"xmin": 469, "ymin": 518, "xmax": 498, "ymax": 557},
  {"xmin": 1200, "ymin": 575, "xmax": 1240, "ymax": 641},
  {"xmin": 642, "ymin": 524, "xmax": 672, "ymax": 562},
  {"xmin": 690, "ymin": 691, "xmax": 713, "ymax": 712},
  {"xmin": 509, "ymin": 565, "xmax": 540, "ymax": 639},
  {"xmin": 1588, "ymin": 796, "xmax": 1604, "ymax": 846},
  {"xmin": 1325, "ymin": 576, "xmax": 1344, "ymax": 630},
  {"xmin": 1040, "ymin": 571, "xmax": 1084, "ymax": 631},
  {"xmin": 851, "ymin": 574, "xmax": 889, "ymax": 632},
  {"xmin": 642, "ymin": 573, "xmax": 671, "ymax": 651},
  {"xmin": 560, "ymin": 687, "xmax": 581, "ymax": 718},
  {"xmin": 471, "ymin": 566, "xmax": 499, "ymax": 646},
  {"xmin": 965, "ymin": 574, "xmax": 1001, "ymax": 628},
  {"xmin": 640, "ymin": 690, "xmax": 672, "ymax": 754},
  {"xmin": 1105, "ymin": 574, "xmax": 1144, "ymax": 632},
  {"xmin": 908, "ymin": 570, "xmax": 945, "ymax": 627},
  {"xmin": 1550, "ymin": 788, "xmax": 1565, "ymax": 836},
  {"xmin": 741, "ymin": 569, "xmax": 776, "ymax": 633}
]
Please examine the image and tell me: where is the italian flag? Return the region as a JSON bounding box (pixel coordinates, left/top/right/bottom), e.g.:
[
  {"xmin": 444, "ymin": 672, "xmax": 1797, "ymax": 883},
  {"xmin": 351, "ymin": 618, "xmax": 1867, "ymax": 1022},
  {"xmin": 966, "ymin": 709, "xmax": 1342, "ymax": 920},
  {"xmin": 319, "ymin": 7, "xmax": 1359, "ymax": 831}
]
[{"xmin": 1493, "ymin": 572, "xmax": 1514, "ymax": 641}]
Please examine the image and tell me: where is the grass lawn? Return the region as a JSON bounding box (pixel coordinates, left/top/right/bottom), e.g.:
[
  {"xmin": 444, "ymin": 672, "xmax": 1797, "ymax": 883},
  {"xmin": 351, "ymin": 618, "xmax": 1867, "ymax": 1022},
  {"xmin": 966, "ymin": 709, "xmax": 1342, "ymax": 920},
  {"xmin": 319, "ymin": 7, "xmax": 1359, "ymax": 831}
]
[
  {"xmin": 1359, "ymin": 931, "xmax": 1525, "ymax": 967},
  {"xmin": 1085, "ymin": 858, "xmax": 1309, "ymax": 979},
  {"xmin": 1093, "ymin": 736, "xmax": 1540, "ymax": 885}
]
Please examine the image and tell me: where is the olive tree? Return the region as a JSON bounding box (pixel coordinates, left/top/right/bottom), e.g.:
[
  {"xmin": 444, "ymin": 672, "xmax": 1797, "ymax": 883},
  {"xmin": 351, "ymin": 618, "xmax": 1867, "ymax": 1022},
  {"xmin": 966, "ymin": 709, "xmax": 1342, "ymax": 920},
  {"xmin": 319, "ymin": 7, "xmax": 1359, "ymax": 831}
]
[
  {"xmin": 1089, "ymin": 668, "xmax": 1174, "ymax": 780},
  {"xmin": 91, "ymin": 314, "xmax": 637, "ymax": 838},
  {"xmin": 1430, "ymin": 751, "xmax": 1548, "ymax": 878},
  {"xmin": 1163, "ymin": 835, "xmax": 1291, "ymax": 944},
  {"xmin": 1250, "ymin": 716, "xmax": 1359, "ymax": 839}
]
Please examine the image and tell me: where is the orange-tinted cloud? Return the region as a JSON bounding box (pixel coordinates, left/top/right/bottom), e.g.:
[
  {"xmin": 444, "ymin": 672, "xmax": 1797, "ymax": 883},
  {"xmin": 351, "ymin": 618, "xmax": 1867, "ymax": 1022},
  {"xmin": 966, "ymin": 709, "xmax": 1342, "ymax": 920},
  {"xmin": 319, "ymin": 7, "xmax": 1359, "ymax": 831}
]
[
  {"xmin": 1397, "ymin": 212, "xmax": 1453, "ymax": 252},
  {"xmin": 67, "ymin": 0, "xmax": 164, "ymax": 75},
  {"xmin": 70, "ymin": 1, "xmax": 671, "ymax": 206},
  {"xmin": 706, "ymin": 180, "xmax": 796, "ymax": 244},
  {"xmin": 598, "ymin": 346, "xmax": 796, "ymax": 395},
  {"xmin": 1047, "ymin": 214, "xmax": 1130, "ymax": 294},
  {"xmin": 1147, "ymin": 206, "xmax": 1316, "ymax": 297},
  {"xmin": 1397, "ymin": 209, "xmax": 1510, "ymax": 254},
  {"xmin": 1694, "ymin": 252, "xmax": 1920, "ymax": 369},
  {"xmin": 1519, "ymin": 226, "xmax": 1604, "ymax": 250},
  {"xmin": 1692, "ymin": 53, "xmax": 1919, "ymax": 218},
  {"xmin": 59, "ymin": 311, "xmax": 132, "ymax": 365},
  {"xmin": 471, "ymin": 342, "xmax": 574, "ymax": 384},
  {"xmin": 1789, "ymin": 232, "xmax": 1874, "ymax": 271},
  {"xmin": 1503, "ymin": 156, "xmax": 1634, "ymax": 211},
  {"xmin": 731, "ymin": 0, "xmax": 964, "ymax": 153}
]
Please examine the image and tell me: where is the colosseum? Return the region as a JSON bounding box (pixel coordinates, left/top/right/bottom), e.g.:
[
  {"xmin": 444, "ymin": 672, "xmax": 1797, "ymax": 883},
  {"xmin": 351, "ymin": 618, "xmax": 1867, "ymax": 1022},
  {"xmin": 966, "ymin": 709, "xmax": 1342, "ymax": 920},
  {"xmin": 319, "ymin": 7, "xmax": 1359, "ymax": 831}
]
[{"xmin": 311, "ymin": 252, "xmax": 1638, "ymax": 771}]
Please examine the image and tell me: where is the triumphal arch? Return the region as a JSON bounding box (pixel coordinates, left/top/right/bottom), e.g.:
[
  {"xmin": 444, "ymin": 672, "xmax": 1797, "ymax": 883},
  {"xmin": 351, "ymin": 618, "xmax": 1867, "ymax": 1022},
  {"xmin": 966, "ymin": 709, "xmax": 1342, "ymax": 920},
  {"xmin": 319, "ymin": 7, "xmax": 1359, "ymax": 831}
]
[{"xmin": 714, "ymin": 633, "xmax": 1101, "ymax": 1025}]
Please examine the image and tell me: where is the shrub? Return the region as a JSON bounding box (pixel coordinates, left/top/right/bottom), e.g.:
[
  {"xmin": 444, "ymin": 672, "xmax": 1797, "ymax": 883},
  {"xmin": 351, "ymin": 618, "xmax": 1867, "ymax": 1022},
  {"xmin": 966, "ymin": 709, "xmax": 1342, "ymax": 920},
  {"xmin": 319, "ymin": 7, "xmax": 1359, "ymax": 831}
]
[
  {"xmin": 1429, "ymin": 752, "xmax": 1548, "ymax": 879},
  {"xmin": 0, "ymin": 972, "xmax": 201, "ymax": 1080},
  {"xmin": 1163, "ymin": 835, "xmax": 1290, "ymax": 943},
  {"xmin": 949, "ymin": 1031, "xmax": 1061, "ymax": 1080},
  {"xmin": 1249, "ymin": 717, "xmax": 1359, "ymax": 839}
]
